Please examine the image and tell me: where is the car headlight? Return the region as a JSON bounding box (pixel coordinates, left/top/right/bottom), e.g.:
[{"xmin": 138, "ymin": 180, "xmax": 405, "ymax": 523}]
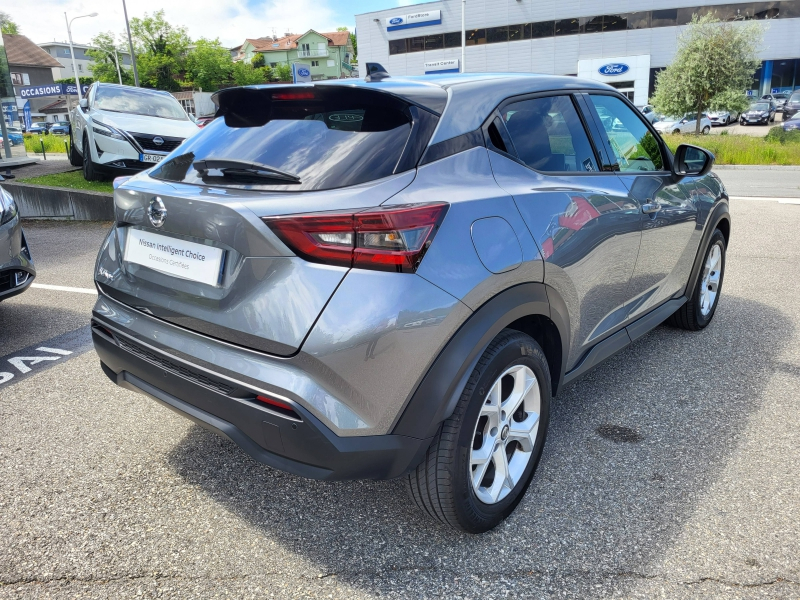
[
  {"xmin": 0, "ymin": 185, "xmax": 18, "ymax": 225},
  {"xmin": 92, "ymin": 120, "xmax": 126, "ymax": 141}
]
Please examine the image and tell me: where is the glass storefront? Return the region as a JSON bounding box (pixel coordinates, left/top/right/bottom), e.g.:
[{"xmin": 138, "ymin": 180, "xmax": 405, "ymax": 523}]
[{"xmin": 0, "ymin": 35, "xmax": 26, "ymax": 160}]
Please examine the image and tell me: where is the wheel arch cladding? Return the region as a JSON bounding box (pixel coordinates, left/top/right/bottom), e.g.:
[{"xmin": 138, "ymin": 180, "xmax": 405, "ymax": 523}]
[
  {"xmin": 686, "ymin": 202, "xmax": 730, "ymax": 302},
  {"xmin": 391, "ymin": 282, "xmax": 568, "ymax": 440}
]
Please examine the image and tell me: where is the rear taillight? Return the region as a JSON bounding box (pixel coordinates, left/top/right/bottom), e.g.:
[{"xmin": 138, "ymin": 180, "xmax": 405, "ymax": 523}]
[{"xmin": 263, "ymin": 203, "xmax": 448, "ymax": 273}]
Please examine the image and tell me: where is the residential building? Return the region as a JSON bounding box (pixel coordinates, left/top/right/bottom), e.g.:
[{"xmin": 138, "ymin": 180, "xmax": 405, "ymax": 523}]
[
  {"xmin": 356, "ymin": 0, "xmax": 800, "ymax": 106},
  {"xmin": 38, "ymin": 41, "xmax": 132, "ymax": 81},
  {"xmin": 237, "ymin": 30, "xmax": 355, "ymax": 79},
  {"xmin": 3, "ymin": 34, "xmax": 63, "ymax": 126}
]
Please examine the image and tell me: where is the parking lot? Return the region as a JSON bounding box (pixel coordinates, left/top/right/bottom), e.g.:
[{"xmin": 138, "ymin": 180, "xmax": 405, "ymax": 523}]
[{"xmin": 1, "ymin": 171, "xmax": 799, "ymax": 599}]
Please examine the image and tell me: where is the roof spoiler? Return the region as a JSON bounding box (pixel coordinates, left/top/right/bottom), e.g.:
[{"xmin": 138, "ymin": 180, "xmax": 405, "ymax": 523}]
[{"xmin": 365, "ymin": 62, "xmax": 390, "ymax": 82}]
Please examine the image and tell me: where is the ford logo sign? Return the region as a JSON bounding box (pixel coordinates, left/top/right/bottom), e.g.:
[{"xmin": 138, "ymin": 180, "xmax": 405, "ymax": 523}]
[
  {"xmin": 297, "ymin": 68, "xmax": 310, "ymax": 77},
  {"xmin": 389, "ymin": 17, "xmax": 403, "ymax": 24},
  {"xmin": 598, "ymin": 63, "xmax": 630, "ymax": 76}
]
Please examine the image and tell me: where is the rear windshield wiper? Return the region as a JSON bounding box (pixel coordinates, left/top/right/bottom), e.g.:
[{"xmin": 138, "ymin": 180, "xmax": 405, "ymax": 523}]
[{"xmin": 192, "ymin": 160, "xmax": 300, "ymax": 183}]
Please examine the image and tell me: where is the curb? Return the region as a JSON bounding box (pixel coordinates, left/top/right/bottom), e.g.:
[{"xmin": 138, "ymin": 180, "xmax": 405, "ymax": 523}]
[
  {"xmin": 3, "ymin": 182, "xmax": 113, "ymax": 221},
  {"xmin": 713, "ymin": 165, "xmax": 800, "ymax": 171}
]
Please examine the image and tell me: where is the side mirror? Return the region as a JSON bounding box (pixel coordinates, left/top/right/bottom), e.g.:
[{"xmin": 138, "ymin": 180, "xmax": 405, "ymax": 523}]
[
  {"xmin": 673, "ymin": 144, "xmax": 714, "ymax": 179},
  {"xmin": 79, "ymin": 98, "xmax": 88, "ymax": 110}
]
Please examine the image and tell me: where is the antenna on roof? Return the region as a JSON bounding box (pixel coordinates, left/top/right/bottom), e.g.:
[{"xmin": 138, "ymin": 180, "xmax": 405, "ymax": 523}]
[{"xmin": 365, "ymin": 62, "xmax": 390, "ymax": 82}]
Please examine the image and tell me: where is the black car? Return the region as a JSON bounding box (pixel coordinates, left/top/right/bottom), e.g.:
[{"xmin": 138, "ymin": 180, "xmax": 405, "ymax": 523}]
[
  {"xmin": 740, "ymin": 101, "xmax": 776, "ymax": 125},
  {"xmin": 784, "ymin": 90, "xmax": 800, "ymax": 120},
  {"xmin": 761, "ymin": 93, "xmax": 789, "ymax": 112}
]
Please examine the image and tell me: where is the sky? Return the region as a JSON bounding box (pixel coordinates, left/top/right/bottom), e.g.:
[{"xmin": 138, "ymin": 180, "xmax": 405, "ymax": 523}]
[{"xmin": 12, "ymin": 0, "xmax": 429, "ymax": 49}]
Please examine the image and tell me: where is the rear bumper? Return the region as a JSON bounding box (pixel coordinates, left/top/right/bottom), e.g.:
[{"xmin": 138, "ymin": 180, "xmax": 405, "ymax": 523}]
[{"xmin": 92, "ymin": 322, "xmax": 432, "ymax": 480}]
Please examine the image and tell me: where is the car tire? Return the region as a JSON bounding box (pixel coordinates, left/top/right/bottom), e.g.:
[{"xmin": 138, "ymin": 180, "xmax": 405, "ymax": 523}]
[
  {"xmin": 82, "ymin": 133, "xmax": 98, "ymax": 181},
  {"xmin": 672, "ymin": 129, "xmax": 680, "ymax": 135},
  {"xmin": 667, "ymin": 229, "xmax": 726, "ymax": 331},
  {"xmin": 702, "ymin": 125, "xmax": 710, "ymax": 134},
  {"xmin": 68, "ymin": 129, "xmax": 83, "ymax": 167},
  {"xmin": 406, "ymin": 329, "xmax": 551, "ymax": 534}
]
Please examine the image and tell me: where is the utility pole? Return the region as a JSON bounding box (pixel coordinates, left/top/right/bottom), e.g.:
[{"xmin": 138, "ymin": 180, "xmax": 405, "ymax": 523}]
[{"xmin": 122, "ymin": 0, "xmax": 140, "ymax": 87}]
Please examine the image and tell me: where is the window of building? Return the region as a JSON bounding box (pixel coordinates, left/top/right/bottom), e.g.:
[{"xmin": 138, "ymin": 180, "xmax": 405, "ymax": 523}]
[
  {"xmin": 602, "ymin": 14, "xmax": 628, "ymax": 31},
  {"xmin": 501, "ymin": 95, "xmax": 598, "ymax": 173},
  {"xmin": 78, "ymin": 64, "xmax": 83, "ymax": 71},
  {"xmin": 582, "ymin": 16, "xmax": 603, "ymax": 34},
  {"xmin": 508, "ymin": 24, "xmax": 524, "ymax": 41},
  {"xmin": 444, "ymin": 32, "xmax": 461, "ymax": 48},
  {"xmin": 531, "ymin": 21, "xmax": 555, "ymax": 38},
  {"xmin": 782, "ymin": 0, "xmax": 800, "ymax": 18},
  {"xmin": 588, "ymin": 95, "xmax": 664, "ymax": 172},
  {"xmin": 10, "ymin": 72, "xmax": 25, "ymax": 85},
  {"xmin": 63, "ymin": 48, "xmax": 70, "ymax": 56},
  {"xmin": 465, "ymin": 29, "xmax": 486, "ymax": 45},
  {"xmin": 311, "ymin": 60, "xmax": 319, "ymax": 67},
  {"xmin": 555, "ymin": 18, "xmax": 581, "ymax": 35},
  {"xmin": 408, "ymin": 36, "xmax": 424, "ymax": 52},
  {"xmin": 424, "ymin": 34, "xmax": 444, "ymax": 50},
  {"xmin": 626, "ymin": 12, "xmax": 650, "ymax": 28},
  {"xmin": 389, "ymin": 39, "xmax": 406, "ymax": 55},
  {"xmin": 486, "ymin": 26, "xmax": 509, "ymax": 43},
  {"xmin": 677, "ymin": 7, "xmax": 702, "ymax": 25},
  {"xmin": 651, "ymin": 9, "xmax": 678, "ymax": 27},
  {"xmin": 750, "ymin": 1, "xmax": 781, "ymax": 18},
  {"xmin": 327, "ymin": 59, "xmax": 335, "ymax": 67},
  {"xmin": 772, "ymin": 59, "xmax": 797, "ymax": 91}
]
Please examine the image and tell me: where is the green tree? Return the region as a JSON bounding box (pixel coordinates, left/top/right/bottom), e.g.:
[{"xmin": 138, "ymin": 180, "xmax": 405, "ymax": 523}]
[
  {"xmin": 651, "ymin": 13, "xmax": 763, "ymax": 134},
  {"xmin": 251, "ymin": 53, "xmax": 265, "ymax": 68},
  {"xmin": 231, "ymin": 61, "xmax": 265, "ymax": 86},
  {"xmin": 275, "ymin": 63, "xmax": 292, "ymax": 82},
  {"xmin": 129, "ymin": 10, "xmax": 190, "ymax": 91},
  {"xmin": 184, "ymin": 38, "xmax": 233, "ymax": 91},
  {"xmin": 86, "ymin": 32, "xmax": 134, "ymax": 85},
  {"xmin": 0, "ymin": 12, "xmax": 19, "ymax": 34}
]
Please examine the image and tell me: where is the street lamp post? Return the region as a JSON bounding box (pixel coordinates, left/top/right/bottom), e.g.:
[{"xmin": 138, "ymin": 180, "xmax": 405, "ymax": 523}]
[
  {"xmin": 114, "ymin": 47, "xmax": 123, "ymax": 84},
  {"xmin": 122, "ymin": 0, "xmax": 140, "ymax": 87},
  {"xmin": 64, "ymin": 12, "xmax": 98, "ymax": 113}
]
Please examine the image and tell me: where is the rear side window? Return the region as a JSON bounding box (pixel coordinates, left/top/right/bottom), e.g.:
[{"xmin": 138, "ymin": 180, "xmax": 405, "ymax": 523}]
[
  {"xmin": 588, "ymin": 95, "xmax": 664, "ymax": 172},
  {"xmin": 151, "ymin": 86, "xmax": 424, "ymax": 192},
  {"xmin": 500, "ymin": 95, "xmax": 598, "ymax": 173}
]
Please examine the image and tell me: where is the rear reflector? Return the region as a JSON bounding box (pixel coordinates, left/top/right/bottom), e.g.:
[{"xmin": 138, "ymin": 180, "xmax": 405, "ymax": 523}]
[
  {"xmin": 263, "ymin": 203, "xmax": 448, "ymax": 273},
  {"xmin": 255, "ymin": 394, "xmax": 302, "ymax": 420}
]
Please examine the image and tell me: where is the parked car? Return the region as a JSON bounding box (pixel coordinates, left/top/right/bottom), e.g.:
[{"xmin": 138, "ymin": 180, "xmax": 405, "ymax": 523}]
[
  {"xmin": 782, "ymin": 112, "xmax": 800, "ymax": 131},
  {"xmin": 653, "ymin": 113, "xmax": 712, "ymax": 134},
  {"xmin": 27, "ymin": 122, "xmax": 50, "ymax": 135},
  {"xmin": 707, "ymin": 110, "xmax": 739, "ymax": 126},
  {"xmin": 49, "ymin": 121, "xmax": 71, "ymax": 135},
  {"xmin": 92, "ymin": 75, "xmax": 729, "ymax": 533},
  {"xmin": 195, "ymin": 115, "xmax": 215, "ymax": 128},
  {"xmin": 4, "ymin": 127, "xmax": 24, "ymax": 146},
  {"xmin": 639, "ymin": 104, "xmax": 657, "ymax": 123},
  {"xmin": 740, "ymin": 101, "xmax": 776, "ymax": 125},
  {"xmin": 784, "ymin": 90, "xmax": 800, "ymax": 120},
  {"xmin": 69, "ymin": 82, "xmax": 200, "ymax": 181},
  {"xmin": 0, "ymin": 180, "xmax": 35, "ymax": 302},
  {"xmin": 761, "ymin": 93, "xmax": 789, "ymax": 112}
]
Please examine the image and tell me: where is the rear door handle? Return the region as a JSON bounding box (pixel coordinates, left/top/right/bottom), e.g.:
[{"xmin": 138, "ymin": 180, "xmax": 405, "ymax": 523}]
[{"xmin": 642, "ymin": 202, "xmax": 661, "ymax": 214}]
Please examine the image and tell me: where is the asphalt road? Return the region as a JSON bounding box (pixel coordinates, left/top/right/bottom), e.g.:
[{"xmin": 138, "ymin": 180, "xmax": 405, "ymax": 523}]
[
  {"xmin": 714, "ymin": 166, "xmax": 800, "ymax": 198},
  {"xmin": 1, "ymin": 193, "xmax": 799, "ymax": 598}
]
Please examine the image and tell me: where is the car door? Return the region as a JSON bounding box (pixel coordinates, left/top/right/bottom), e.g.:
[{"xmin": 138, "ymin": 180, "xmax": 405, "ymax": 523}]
[
  {"xmin": 581, "ymin": 93, "xmax": 699, "ymax": 321},
  {"xmin": 71, "ymin": 83, "xmax": 93, "ymax": 153},
  {"xmin": 485, "ymin": 93, "xmax": 644, "ymax": 370}
]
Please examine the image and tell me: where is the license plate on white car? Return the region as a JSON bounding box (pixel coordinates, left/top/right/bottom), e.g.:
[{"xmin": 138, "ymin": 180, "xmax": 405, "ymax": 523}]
[
  {"xmin": 140, "ymin": 153, "xmax": 165, "ymax": 163},
  {"xmin": 123, "ymin": 228, "xmax": 225, "ymax": 287}
]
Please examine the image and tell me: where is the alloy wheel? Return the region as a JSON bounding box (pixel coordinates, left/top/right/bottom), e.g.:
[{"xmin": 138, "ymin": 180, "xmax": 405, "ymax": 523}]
[
  {"xmin": 470, "ymin": 364, "xmax": 541, "ymax": 505},
  {"xmin": 699, "ymin": 242, "xmax": 723, "ymax": 317}
]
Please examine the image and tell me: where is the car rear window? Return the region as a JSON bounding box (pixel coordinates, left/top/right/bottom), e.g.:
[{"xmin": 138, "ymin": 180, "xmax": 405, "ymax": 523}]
[{"xmin": 150, "ymin": 86, "xmax": 427, "ymax": 192}]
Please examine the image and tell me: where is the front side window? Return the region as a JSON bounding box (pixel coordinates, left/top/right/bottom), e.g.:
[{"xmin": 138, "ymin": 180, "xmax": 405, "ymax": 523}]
[
  {"xmin": 500, "ymin": 95, "xmax": 598, "ymax": 173},
  {"xmin": 588, "ymin": 95, "xmax": 664, "ymax": 172}
]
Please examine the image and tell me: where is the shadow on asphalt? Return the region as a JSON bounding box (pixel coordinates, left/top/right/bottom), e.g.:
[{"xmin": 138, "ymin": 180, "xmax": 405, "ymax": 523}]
[{"xmin": 165, "ymin": 294, "xmax": 789, "ymax": 594}]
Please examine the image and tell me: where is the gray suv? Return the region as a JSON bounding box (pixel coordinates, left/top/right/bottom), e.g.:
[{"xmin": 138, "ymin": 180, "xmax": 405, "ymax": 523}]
[
  {"xmin": 0, "ymin": 181, "xmax": 35, "ymax": 301},
  {"xmin": 92, "ymin": 75, "xmax": 730, "ymax": 533}
]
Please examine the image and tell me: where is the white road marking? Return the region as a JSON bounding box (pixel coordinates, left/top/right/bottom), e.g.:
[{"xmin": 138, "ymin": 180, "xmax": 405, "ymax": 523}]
[
  {"xmin": 8, "ymin": 355, "xmax": 61, "ymax": 374},
  {"xmin": 37, "ymin": 347, "xmax": 74, "ymax": 356},
  {"xmin": 729, "ymin": 196, "xmax": 800, "ymax": 203},
  {"xmin": 30, "ymin": 283, "xmax": 97, "ymax": 295}
]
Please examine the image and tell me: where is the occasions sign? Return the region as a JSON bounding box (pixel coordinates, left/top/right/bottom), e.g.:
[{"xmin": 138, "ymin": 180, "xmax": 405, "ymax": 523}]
[
  {"xmin": 18, "ymin": 83, "xmax": 90, "ymax": 98},
  {"xmin": 598, "ymin": 63, "xmax": 630, "ymax": 76},
  {"xmin": 385, "ymin": 10, "xmax": 442, "ymax": 31}
]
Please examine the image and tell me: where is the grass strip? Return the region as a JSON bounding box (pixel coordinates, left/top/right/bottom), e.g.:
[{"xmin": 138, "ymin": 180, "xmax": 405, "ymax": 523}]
[
  {"xmin": 17, "ymin": 170, "xmax": 113, "ymax": 194},
  {"xmin": 663, "ymin": 131, "xmax": 800, "ymax": 165}
]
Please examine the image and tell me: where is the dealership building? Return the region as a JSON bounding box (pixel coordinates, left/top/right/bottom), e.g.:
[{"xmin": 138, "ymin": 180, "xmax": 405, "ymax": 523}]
[{"xmin": 355, "ymin": 0, "xmax": 800, "ymax": 106}]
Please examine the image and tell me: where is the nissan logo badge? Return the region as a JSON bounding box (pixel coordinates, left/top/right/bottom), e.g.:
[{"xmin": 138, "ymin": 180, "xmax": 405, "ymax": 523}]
[
  {"xmin": 148, "ymin": 197, "xmax": 167, "ymax": 228},
  {"xmin": 153, "ymin": 136, "xmax": 164, "ymax": 146}
]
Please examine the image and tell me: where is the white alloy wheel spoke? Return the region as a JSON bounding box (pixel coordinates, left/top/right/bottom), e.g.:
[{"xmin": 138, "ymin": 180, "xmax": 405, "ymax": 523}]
[{"xmin": 507, "ymin": 411, "xmax": 540, "ymax": 452}]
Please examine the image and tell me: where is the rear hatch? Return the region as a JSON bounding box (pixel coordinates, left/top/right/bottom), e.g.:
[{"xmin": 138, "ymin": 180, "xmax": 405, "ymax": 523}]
[{"xmin": 96, "ymin": 84, "xmax": 440, "ymax": 356}]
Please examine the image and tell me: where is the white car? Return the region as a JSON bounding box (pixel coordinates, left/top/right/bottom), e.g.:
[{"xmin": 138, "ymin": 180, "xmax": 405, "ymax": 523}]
[
  {"xmin": 707, "ymin": 110, "xmax": 739, "ymax": 126},
  {"xmin": 639, "ymin": 104, "xmax": 658, "ymax": 123},
  {"xmin": 69, "ymin": 83, "xmax": 199, "ymax": 181},
  {"xmin": 653, "ymin": 113, "xmax": 712, "ymax": 135}
]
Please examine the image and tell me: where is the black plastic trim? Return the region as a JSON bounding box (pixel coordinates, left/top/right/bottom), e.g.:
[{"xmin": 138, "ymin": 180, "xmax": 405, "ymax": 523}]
[
  {"xmin": 94, "ymin": 329, "xmax": 432, "ymax": 480},
  {"xmin": 419, "ymin": 128, "xmax": 485, "ymax": 165},
  {"xmin": 685, "ymin": 199, "xmax": 731, "ymax": 302},
  {"xmin": 392, "ymin": 283, "xmax": 558, "ymax": 439},
  {"xmin": 562, "ymin": 327, "xmax": 631, "ymax": 386}
]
